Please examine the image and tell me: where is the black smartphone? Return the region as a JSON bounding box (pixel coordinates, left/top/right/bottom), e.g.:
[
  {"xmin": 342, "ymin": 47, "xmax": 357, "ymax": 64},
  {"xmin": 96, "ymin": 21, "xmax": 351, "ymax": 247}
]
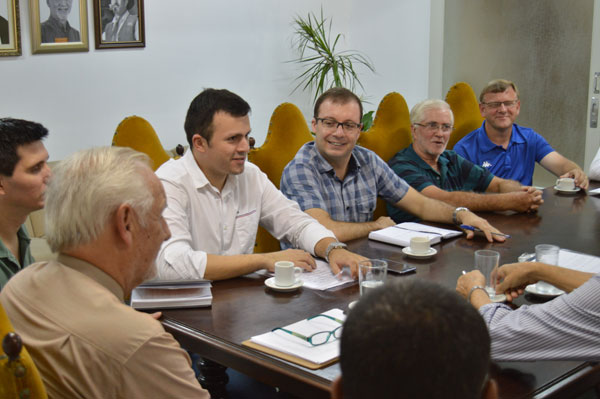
[{"xmin": 385, "ymin": 259, "xmax": 417, "ymax": 275}]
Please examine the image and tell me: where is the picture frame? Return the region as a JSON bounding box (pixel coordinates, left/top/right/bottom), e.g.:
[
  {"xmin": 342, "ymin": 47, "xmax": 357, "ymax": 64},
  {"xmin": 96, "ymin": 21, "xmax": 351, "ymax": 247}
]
[
  {"xmin": 93, "ymin": 0, "xmax": 145, "ymax": 49},
  {"xmin": 0, "ymin": 0, "xmax": 21, "ymax": 56},
  {"xmin": 29, "ymin": 0, "xmax": 89, "ymax": 54}
]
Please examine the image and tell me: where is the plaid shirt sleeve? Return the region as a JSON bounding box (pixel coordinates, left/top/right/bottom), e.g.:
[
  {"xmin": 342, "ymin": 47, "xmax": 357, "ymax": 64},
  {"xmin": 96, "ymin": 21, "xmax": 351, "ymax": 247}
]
[
  {"xmin": 280, "ymin": 158, "xmax": 328, "ymax": 212},
  {"xmin": 371, "ymin": 152, "xmax": 409, "ymax": 204}
]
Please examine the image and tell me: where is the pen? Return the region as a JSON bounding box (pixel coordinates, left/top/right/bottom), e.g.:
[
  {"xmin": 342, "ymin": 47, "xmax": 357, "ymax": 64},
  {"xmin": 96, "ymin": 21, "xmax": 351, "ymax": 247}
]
[{"xmin": 460, "ymin": 224, "xmax": 511, "ymax": 239}]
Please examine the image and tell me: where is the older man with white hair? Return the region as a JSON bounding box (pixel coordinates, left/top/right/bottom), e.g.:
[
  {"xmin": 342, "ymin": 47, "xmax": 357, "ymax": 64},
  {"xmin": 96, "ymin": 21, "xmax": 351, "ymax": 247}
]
[
  {"xmin": 0, "ymin": 147, "xmax": 209, "ymax": 398},
  {"xmin": 387, "ymin": 99, "xmax": 543, "ymax": 223}
]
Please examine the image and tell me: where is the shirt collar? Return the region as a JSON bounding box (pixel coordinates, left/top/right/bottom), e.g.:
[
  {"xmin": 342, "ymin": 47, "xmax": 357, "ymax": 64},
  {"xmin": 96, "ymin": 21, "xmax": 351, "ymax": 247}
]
[
  {"xmin": 309, "ymin": 141, "xmax": 361, "ymax": 176},
  {"xmin": 479, "ymin": 122, "xmax": 525, "ymax": 153},
  {"xmin": 57, "ymin": 253, "xmax": 125, "ymax": 302},
  {"xmin": 404, "ymin": 144, "xmax": 448, "ymax": 173},
  {"xmin": 0, "ymin": 225, "xmax": 31, "ymax": 261},
  {"xmin": 182, "ymin": 148, "xmax": 238, "ymax": 196}
]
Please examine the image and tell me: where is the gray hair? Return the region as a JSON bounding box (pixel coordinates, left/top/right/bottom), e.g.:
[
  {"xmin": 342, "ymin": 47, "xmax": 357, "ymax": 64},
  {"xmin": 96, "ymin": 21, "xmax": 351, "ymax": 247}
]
[
  {"xmin": 45, "ymin": 146, "xmax": 154, "ymax": 252},
  {"xmin": 410, "ymin": 99, "xmax": 454, "ymax": 125}
]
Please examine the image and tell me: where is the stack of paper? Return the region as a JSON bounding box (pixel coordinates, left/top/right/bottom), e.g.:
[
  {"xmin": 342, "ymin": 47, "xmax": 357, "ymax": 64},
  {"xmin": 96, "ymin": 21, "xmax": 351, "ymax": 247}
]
[
  {"xmin": 557, "ymin": 249, "xmax": 600, "ymax": 273},
  {"xmin": 130, "ymin": 280, "xmax": 212, "ymax": 309},
  {"xmin": 368, "ymin": 222, "xmax": 462, "ymax": 247},
  {"xmin": 248, "ymin": 308, "xmax": 345, "ymax": 365},
  {"xmin": 301, "ymin": 260, "xmax": 355, "ymax": 290}
]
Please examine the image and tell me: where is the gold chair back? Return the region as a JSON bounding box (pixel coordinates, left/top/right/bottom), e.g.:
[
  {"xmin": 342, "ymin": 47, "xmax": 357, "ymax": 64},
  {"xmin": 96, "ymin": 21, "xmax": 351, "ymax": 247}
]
[
  {"xmin": 358, "ymin": 92, "xmax": 412, "ymax": 219},
  {"xmin": 0, "ymin": 303, "xmax": 48, "ymax": 399},
  {"xmin": 247, "ymin": 103, "xmax": 314, "ymax": 253},
  {"xmin": 445, "ymin": 82, "xmax": 484, "ymax": 150},
  {"xmin": 112, "ymin": 116, "xmax": 171, "ymax": 171}
]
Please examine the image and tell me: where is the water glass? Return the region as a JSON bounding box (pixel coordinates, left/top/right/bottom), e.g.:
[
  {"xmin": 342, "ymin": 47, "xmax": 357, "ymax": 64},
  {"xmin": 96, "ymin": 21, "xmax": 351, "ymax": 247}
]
[
  {"xmin": 358, "ymin": 259, "xmax": 387, "ymax": 296},
  {"xmin": 474, "ymin": 250, "xmax": 500, "ymax": 298}
]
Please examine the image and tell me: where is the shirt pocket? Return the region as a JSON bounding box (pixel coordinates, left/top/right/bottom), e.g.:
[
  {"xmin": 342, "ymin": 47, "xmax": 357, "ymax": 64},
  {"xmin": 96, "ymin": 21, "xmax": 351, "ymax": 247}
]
[
  {"xmin": 354, "ymin": 197, "xmax": 376, "ymax": 222},
  {"xmin": 234, "ymin": 209, "xmax": 260, "ymax": 252}
]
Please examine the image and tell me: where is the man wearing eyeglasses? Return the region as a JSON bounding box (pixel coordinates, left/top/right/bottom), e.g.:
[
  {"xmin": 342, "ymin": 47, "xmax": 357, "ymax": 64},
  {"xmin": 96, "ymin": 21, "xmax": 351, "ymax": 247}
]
[
  {"xmin": 387, "ymin": 99, "xmax": 543, "ymax": 223},
  {"xmin": 454, "ymin": 79, "xmax": 588, "ymax": 189},
  {"xmin": 280, "ymin": 87, "xmax": 506, "ymax": 243}
]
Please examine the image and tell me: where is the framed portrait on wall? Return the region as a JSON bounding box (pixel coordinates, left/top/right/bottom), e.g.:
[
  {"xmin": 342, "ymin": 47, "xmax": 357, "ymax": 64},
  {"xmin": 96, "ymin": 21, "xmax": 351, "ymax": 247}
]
[
  {"xmin": 0, "ymin": 0, "xmax": 21, "ymax": 56},
  {"xmin": 29, "ymin": 0, "xmax": 89, "ymax": 54},
  {"xmin": 93, "ymin": 0, "xmax": 145, "ymax": 49}
]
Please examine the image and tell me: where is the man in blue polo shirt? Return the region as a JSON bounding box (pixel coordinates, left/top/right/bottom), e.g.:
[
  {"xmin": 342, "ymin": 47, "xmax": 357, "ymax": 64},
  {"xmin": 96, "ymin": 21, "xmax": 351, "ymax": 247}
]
[
  {"xmin": 454, "ymin": 79, "xmax": 588, "ymax": 189},
  {"xmin": 388, "ymin": 99, "xmax": 543, "ymax": 223}
]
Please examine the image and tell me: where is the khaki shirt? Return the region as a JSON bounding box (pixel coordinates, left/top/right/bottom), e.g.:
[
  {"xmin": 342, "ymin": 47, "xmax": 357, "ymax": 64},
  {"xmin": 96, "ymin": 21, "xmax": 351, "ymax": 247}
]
[{"xmin": 0, "ymin": 254, "xmax": 209, "ymax": 398}]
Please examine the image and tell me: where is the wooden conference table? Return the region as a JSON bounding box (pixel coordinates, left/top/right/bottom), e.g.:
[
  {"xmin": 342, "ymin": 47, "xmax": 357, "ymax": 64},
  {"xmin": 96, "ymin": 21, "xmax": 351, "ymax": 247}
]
[{"xmin": 161, "ymin": 184, "xmax": 600, "ymax": 398}]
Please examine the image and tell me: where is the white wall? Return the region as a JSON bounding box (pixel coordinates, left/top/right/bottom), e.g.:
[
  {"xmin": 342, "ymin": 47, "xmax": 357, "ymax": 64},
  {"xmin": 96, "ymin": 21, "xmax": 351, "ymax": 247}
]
[{"xmin": 0, "ymin": 0, "xmax": 432, "ymax": 161}]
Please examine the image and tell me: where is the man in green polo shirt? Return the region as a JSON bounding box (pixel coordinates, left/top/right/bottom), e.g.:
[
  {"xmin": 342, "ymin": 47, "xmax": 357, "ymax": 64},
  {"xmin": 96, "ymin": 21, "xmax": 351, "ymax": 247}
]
[
  {"xmin": 0, "ymin": 118, "xmax": 51, "ymax": 289},
  {"xmin": 387, "ymin": 99, "xmax": 543, "ymax": 223}
]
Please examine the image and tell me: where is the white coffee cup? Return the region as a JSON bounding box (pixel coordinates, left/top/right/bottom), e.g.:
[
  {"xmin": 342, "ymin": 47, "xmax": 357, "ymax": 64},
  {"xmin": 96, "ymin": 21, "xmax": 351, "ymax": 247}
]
[
  {"xmin": 409, "ymin": 236, "xmax": 430, "ymax": 254},
  {"xmin": 274, "ymin": 261, "xmax": 302, "ymax": 287},
  {"xmin": 556, "ymin": 177, "xmax": 575, "ymax": 190}
]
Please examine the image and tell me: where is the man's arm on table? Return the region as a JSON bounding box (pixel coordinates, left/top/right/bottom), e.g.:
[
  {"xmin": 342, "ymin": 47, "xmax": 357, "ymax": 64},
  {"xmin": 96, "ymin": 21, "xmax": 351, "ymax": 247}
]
[
  {"xmin": 305, "ymin": 208, "xmax": 395, "ymax": 242},
  {"xmin": 457, "ymin": 268, "xmax": 600, "ymax": 361},
  {"xmin": 392, "ymin": 187, "xmax": 505, "ymax": 242},
  {"xmin": 540, "ymin": 151, "xmax": 589, "ymax": 189},
  {"xmin": 420, "ymin": 177, "xmax": 542, "ymax": 213}
]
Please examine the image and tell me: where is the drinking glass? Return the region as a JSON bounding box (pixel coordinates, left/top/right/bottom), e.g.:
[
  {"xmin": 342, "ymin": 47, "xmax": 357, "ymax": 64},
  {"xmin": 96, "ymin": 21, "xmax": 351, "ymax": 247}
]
[
  {"xmin": 474, "ymin": 250, "xmax": 503, "ymax": 300},
  {"xmin": 535, "ymin": 244, "xmax": 560, "ymax": 293},
  {"xmin": 358, "ymin": 260, "xmax": 387, "ymax": 296}
]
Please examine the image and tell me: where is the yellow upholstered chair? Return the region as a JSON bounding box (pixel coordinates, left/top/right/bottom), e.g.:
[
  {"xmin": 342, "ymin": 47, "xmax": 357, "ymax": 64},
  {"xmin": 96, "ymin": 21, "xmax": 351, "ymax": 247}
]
[
  {"xmin": 445, "ymin": 82, "xmax": 484, "ymax": 150},
  {"xmin": 247, "ymin": 103, "xmax": 314, "ymax": 253},
  {"xmin": 112, "ymin": 116, "xmax": 172, "ymax": 171},
  {"xmin": 357, "ymin": 92, "xmax": 412, "ymax": 219},
  {"xmin": 0, "ymin": 303, "xmax": 47, "ymax": 399}
]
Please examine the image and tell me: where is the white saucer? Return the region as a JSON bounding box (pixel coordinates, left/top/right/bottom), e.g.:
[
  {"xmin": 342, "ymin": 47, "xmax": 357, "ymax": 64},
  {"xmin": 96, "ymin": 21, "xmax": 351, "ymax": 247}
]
[
  {"xmin": 553, "ymin": 185, "xmax": 580, "ymax": 193},
  {"xmin": 265, "ymin": 277, "xmax": 303, "ymax": 292},
  {"xmin": 525, "ymin": 283, "xmax": 565, "ymax": 298},
  {"xmin": 489, "ymin": 293, "xmax": 508, "ymax": 303},
  {"xmin": 402, "ymin": 247, "xmax": 437, "ymax": 259}
]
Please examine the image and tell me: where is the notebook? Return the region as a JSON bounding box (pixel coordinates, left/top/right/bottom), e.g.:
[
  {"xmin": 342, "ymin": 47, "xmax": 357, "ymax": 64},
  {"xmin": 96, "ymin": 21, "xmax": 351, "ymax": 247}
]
[
  {"xmin": 368, "ymin": 222, "xmax": 462, "ymax": 247},
  {"xmin": 130, "ymin": 280, "xmax": 212, "ymax": 309}
]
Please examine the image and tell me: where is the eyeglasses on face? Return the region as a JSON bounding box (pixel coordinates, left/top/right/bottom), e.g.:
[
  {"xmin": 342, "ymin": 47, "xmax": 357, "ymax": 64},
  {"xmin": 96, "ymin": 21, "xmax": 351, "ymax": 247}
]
[
  {"xmin": 271, "ymin": 314, "xmax": 343, "ymax": 346},
  {"xmin": 481, "ymin": 100, "xmax": 519, "ymax": 109},
  {"xmin": 413, "ymin": 121, "xmax": 453, "ymax": 133},
  {"xmin": 316, "ymin": 118, "xmax": 362, "ymax": 133}
]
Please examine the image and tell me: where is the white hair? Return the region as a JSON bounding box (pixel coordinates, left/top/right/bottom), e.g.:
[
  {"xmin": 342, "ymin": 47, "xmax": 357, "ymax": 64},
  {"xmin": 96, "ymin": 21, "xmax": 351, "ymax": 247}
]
[
  {"xmin": 45, "ymin": 146, "xmax": 154, "ymax": 252},
  {"xmin": 410, "ymin": 99, "xmax": 454, "ymax": 125}
]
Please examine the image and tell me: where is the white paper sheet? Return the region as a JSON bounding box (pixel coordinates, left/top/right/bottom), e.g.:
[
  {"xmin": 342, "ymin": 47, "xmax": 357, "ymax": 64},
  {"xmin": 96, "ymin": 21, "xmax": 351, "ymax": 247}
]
[
  {"xmin": 300, "ymin": 260, "xmax": 355, "ymax": 290},
  {"xmin": 557, "ymin": 249, "xmax": 600, "ymax": 274}
]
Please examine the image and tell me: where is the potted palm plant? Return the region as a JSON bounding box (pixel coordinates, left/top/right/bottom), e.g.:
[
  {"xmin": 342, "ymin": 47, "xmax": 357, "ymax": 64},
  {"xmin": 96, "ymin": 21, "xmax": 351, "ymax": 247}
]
[{"xmin": 290, "ymin": 8, "xmax": 376, "ymax": 129}]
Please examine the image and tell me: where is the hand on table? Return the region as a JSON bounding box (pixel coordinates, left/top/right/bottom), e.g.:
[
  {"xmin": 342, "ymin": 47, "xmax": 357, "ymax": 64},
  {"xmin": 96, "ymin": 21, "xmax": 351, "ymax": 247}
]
[
  {"xmin": 495, "ymin": 262, "xmax": 537, "ymax": 302},
  {"xmin": 561, "ymin": 168, "xmax": 589, "ymax": 190},
  {"xmin": 374, "ymin": 216, "xmax": 396, "ymax": 230},
  {"xmin": 516, "ymin": 186, "xmax": 544, "ymax": 212},
  {"xmin": 263, "ymin": 249, "xmax": 317, "ymax": 273},
  {"xmin": 327, "ymin": 249, "xmax": 368, "ymax": 279},
  {"xmin": 456, "ymin": 270, "xmax": 486, "ymax": 299},
  {"xmin": 460, "ymin": 212, "xmax": 507, "ymax": 243}
]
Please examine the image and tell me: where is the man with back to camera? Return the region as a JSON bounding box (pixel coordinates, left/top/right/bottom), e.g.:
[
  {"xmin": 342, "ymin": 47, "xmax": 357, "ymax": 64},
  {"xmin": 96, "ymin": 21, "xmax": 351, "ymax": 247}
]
[
  {"xmin": 457, "ymin": 261, "xmax": 599, "ymax": 361},
  {"xmin": 155, "ymin": 88, "xmax": 367, "ymax": 281},
  {"xmin": 41, "ymin": 0, "xmax": 80, "ymax": 43},
  {"xmin": 387, "ymin": 99, "xmax": 544, "ymax": 222},
  {"xmin": 0, "ymin": 147, "xmax": 210, "ymax": 397},
  {"xmin": 280, "ymin": 87, "xmax": 506, "ymax": 243},
  {"xmin": 0, "ymin": 118, "xmax": 51, "ymax": 290},
  {"xmin": 332, "ymin": 279, "xmax": 498, "ymax": 399},
  {"xmin": 454, "ymin": 79, "xmax": 588, "ymax": 189}
]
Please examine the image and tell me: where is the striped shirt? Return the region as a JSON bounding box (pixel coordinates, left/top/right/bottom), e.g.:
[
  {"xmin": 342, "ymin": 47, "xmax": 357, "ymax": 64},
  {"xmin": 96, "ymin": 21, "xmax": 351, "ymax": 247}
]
[
  {"xmin": 480, "ymin": 273, "xmax": 600, "ymax": 361},
  {"xmin": 387, "ymin": 145, "xmax": 493, "ymax": 223}
]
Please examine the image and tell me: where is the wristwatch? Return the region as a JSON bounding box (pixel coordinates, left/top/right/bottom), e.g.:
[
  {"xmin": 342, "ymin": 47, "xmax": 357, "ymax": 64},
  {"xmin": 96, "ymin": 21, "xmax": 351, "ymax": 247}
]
[
  {"xmin": 324, "ymin": 242, "xmax": 348, "ymax": 263},
  {"xmin": 453, "ymin": 207, "xmax": 469, "ymax": 225}
]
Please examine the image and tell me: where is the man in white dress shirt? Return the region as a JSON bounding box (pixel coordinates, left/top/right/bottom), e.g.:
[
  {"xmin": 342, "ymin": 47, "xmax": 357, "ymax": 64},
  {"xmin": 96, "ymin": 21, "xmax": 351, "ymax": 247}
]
[{"xmin": 156, "ymin": 88, "xmax": 366, "ymax": 281}]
